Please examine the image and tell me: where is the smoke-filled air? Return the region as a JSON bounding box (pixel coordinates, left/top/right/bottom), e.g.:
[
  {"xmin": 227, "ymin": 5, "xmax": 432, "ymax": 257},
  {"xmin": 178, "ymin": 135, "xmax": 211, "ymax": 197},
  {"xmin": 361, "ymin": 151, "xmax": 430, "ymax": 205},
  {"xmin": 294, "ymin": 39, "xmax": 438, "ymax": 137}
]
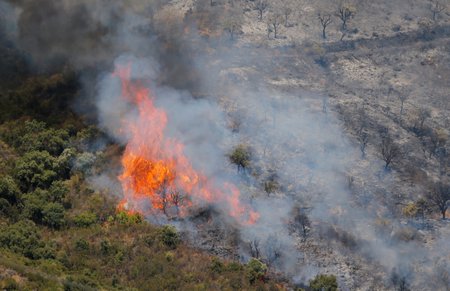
[{"xmin": 0, "ymin": 0, "xmax": 449, "ymax": 290}]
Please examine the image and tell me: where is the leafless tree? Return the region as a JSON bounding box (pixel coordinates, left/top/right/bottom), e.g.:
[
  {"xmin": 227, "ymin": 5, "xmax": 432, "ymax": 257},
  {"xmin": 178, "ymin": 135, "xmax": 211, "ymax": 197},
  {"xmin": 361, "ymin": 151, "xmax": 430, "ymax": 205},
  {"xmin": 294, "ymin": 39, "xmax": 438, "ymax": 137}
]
[
  {"xmin": 430, "ymin": 0, "xmax": 446, "ymax": 21},
  {"xmin": 249, "ymin": 239, "xmax": 261, "ymax": 258},
  {"xmin": 429, "ymin": 129, "xmax": 447, "ymax": 158},
  {"xmin": 267, "ymin": 12, "xmax": 283, "ymax": 38},
  {"xmin": 337, "ymin": 3, "xmax": 356, "ymax": 31},
  {"xmin": 380, "ymin": 135, "xmax": 402, "ymax": 170},
  {"xmin": 223, "ymin": 12, "xmax": 243, "ymax": 40},
  {"xmin": 318, "ymin": 13, "xmax": 332, "ymax": 39},
  {"xmin": 391, "ymin": 268, "xmax": 411, "ymax": 291},
  {"xmin": 279, "ymin": 0, "xmax": 294, "ymax": 27},
  {"xmin": 255, "ymin": 0, "xmax": 269, "ymax": 21},
  {"xmin": 292, "ymin": 206, "xmax": 311, "ymax": 240},
  {"xmin": 158, "ymin": 178, "xmax": 171, "ymax": 216},
  {"xmin": 264, "ymin": 235, "xmax": 282, "ymax": 266},
  {"xmin": 417, "ymin": 107, "xmax": 431, "ymax": 130},
  {"xmin": 358, "ymin": 131, "xmax": 369, "ymax": 158},
  {"xmin": 437, "ymin": 148, "xmax": 448, "ymax": 176},
  {"xmin": 169, "ymin": 190, "xmax": 185, "ymax": 216},
  {"xmin": 426, "ymin": 181, "xmax": 450, "ymax": 219},
  {"xmin": 397, "ymin": 92, "xmax": 409, "ymax": 123}
]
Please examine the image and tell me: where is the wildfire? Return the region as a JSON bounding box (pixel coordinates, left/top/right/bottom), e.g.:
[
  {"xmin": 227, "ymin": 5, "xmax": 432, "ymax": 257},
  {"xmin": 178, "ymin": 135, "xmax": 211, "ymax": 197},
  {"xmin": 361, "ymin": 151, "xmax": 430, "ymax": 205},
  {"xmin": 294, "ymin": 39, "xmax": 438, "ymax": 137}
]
[{"xmin": 115, "ymin": 65, "xmax": 259, "ymax": 225}]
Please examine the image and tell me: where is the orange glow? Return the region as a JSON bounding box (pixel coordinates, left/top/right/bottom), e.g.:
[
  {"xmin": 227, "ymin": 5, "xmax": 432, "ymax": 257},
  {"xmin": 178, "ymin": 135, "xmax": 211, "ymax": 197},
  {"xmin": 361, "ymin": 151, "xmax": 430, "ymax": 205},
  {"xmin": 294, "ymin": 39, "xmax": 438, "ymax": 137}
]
[{"xmin": 115, "ymin": 65, "xmax": 258, "ymax": 225}]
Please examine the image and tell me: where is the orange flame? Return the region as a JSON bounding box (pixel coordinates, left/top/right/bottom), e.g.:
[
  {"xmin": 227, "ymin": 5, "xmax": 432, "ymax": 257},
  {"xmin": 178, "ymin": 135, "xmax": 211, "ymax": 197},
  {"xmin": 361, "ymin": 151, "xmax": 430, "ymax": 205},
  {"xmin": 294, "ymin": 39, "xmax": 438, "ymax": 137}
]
[{"xmin": 115, "ymin": 65, "xmax": 259, "ymax": 225}]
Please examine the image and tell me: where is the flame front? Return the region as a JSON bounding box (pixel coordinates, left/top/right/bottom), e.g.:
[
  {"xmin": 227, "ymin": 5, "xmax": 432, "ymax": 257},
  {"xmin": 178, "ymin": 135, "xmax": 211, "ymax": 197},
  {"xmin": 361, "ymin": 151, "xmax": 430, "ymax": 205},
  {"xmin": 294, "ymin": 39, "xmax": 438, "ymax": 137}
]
[{"xmin": 115, "ymin": 66, "xmax": 259, "ymax": 225}]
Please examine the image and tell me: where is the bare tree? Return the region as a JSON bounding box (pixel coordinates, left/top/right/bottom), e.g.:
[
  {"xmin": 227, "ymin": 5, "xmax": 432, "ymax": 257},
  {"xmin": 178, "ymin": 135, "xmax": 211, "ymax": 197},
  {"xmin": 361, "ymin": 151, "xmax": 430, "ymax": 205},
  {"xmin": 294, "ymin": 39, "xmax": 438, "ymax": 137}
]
[
  {"xmin": 249, "ymin": 239, "xmax": 261, "ymax": 258},
  {"xmin": 158, "ymin": 178, "xmax": 171, "ymax": 216},
  {"xmin": 279, "ymin": 0, "xmax": 294, "ymax": 27},
  {"xmin": 430, "ymin": 0, "xmax": 446, "ymax": 21},
  {"xmin": 380, "ymin": 135, "xmax": 402, "ymax": 170},
  {"xmin": 358, "ymin": 131, "xmax": 369, "ymax": 158},
  {"xmin": 264, "ymin": 235, "xmax": 282, "ymax": 266},
  {"xmin": 292, "ymin": 206, "xmax": 311, "ymax": 240},
  {"xmin": 391, "ymin": 268, "xmax": 411, "ymax": 291},
  {"xmin": 222, "ymin": 12, "xmax": 243, "ymax": 40},
  {"xmin": 337, "ymin": 3, "xmax": 356, "ymax": 31},
  {"xmin": 267, "ymin": 11, "xmax": 283, "ymax": 38},
  {"xmin": 426, "ymin": 182, "xmax": 450, "ymax": 219},
  {"xmin": 169, "ymin": 190, "xmax": 185, "ymax": 216},
  {"xmin": 417, "ymin": 107, "xmax": 431, "ymax": 131},
  {"xmin": 397, "ymin": 93, "xmax": 409, "ymax": 123},
  {"xmin": 255, "ymin": 0, "xmax": 269, "ymax": 21},
  {"xmin": 318, "ymin": 13, "xmax": 332, "ymax": 39},
  {"xmin": 429, "ymin": 128, "xmax": 447, "ymax": 158}
]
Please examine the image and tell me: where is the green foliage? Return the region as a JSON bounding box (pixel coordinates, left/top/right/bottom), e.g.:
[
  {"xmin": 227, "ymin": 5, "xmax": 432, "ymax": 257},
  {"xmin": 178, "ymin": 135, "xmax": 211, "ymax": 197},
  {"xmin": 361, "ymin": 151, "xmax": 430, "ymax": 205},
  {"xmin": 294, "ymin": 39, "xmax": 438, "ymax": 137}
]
[
  {"xmin": 115, "ymin": 211, "xmax": 143, "ymax": 225},
  {"xmin": 75, "ymin": 239, "xmax": 90, "ymax": 252},
  {"xmin": 63, "ymin": 275, "xmax": 98, "ymax": 291},
  {"xmin": 21, "ymin": 188, "xmax": 66, "ymax": 228},
  {"xmin": 48, "ymin": 180, "xmax": 69, "ymax": 203},
  {"xmin": 246, "ymin": 258, "xmax": 267, "ymax": 284},
  {"xmin": 210, "ymin": 258, "xmax": 224, "ymax": 273},
  {"xmin": 0, "ymin": 220, "xmax": 54, "ymax": 259},
  {"xmin": 158, "ymin": 225, "xmax": 181, "ymax": 249},
  {"xmin": 73, "ymin": 211, "xmax": 97, "ymax": 227},
  {"xmin": 42, "ymin": 202, "xmax": 66, "ymax": 229},
  {"xmin": 0, "ymin": 120, "xmax": 70, "ymax": 156},
  {"xmin": 14, "ymin": 150, "xmax": 58, "ymax": 192},
  {"xmin": 229, "ymin": 144, "xmax": 251, "ymax": 173},
  {"xmin": 0, "ymin": 175, "xmax": 21, "ymax": 204},
  {"xmin": 100, "ymin": 239, "xmax": 112, "ymax": 255},
  {"xmin": 0, "ymin": 277, "xmax": 20, "ymax": 290},
  {"xmin": 309, "ymin": 274, "xmax": 338, "ymax": 291}
]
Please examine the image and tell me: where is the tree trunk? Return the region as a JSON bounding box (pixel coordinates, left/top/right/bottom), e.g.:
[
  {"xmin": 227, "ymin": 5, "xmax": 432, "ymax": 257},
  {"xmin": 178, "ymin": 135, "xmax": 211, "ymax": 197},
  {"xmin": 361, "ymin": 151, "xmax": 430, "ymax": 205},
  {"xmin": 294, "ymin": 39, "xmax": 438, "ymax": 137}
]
[{"xmin": 322, "ymin": 28, "xmax": 326, "ymax": 39}]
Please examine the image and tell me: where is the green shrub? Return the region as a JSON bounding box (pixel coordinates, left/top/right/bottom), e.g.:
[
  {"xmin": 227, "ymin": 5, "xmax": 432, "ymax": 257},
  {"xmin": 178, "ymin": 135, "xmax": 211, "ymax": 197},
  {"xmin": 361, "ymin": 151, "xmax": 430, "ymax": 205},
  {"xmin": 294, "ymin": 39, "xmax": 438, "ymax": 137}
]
[
  {"xmin": 100, "ymin": 239, "xmax": 112, "ymax": 255},
  {"xmin": 48, "ymin": 180, "xmax": 69, "ymax": 203},
  {"xmin": 63, "ymin": 275, "xmax": 98, "ymax": 291},
  {"xmin": 74, "ymin": 211, "xmax": 97, "ymax": 227},
  {"xmin": 42, "ymin": 202, "xmax": 66, "ymax": 229},
  {"xmin": 309, "ymin": 274, "xmax": 338, "ymax": 291},
  {"xmin": 246, "ymin": 258, "xmax": 267, "ymax": 284},
  {"xmin": 0, "ymin": 277, "xmax": 19, "ymax": 290},
  {"xmin": 0, "ymin": 220, "xmax": 54, "ymax": 259},
  {"xmin": 229, "ymin": 144, "xmax": 251, "ymax": 173},
  {"xmin": 115, "ymin": 211, "xmax": 143, "ymax": 225},
  {"xmin": 0, "ymin": 198, "xmax": 11, "ymax": 216},
  {"xmin": 14, "ymin": 151, "xmax": 58, "ymax": 192},
  {"xmin": 158, "ymin": 225, "xmax": 180, "ymax": 249},
  {"xmin": 0, "ymin": 175, "xmax": 21, "ymax": 204},
  {"xmin": 75, "ymin": 239, "xmax": 89, "ymax": 252},
  {"xmin": 210, "ymin": 258, "xmax": 224, "ymax": 273}
]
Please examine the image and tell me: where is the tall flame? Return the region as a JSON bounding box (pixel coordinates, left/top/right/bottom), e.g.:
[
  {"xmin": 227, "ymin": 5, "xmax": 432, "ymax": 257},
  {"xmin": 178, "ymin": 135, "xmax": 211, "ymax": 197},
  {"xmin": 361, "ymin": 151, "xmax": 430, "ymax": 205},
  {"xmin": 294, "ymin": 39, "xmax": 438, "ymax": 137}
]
[{"xmin": 115, "ymin": 66, "xmax": 259, "ymax": 225}]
